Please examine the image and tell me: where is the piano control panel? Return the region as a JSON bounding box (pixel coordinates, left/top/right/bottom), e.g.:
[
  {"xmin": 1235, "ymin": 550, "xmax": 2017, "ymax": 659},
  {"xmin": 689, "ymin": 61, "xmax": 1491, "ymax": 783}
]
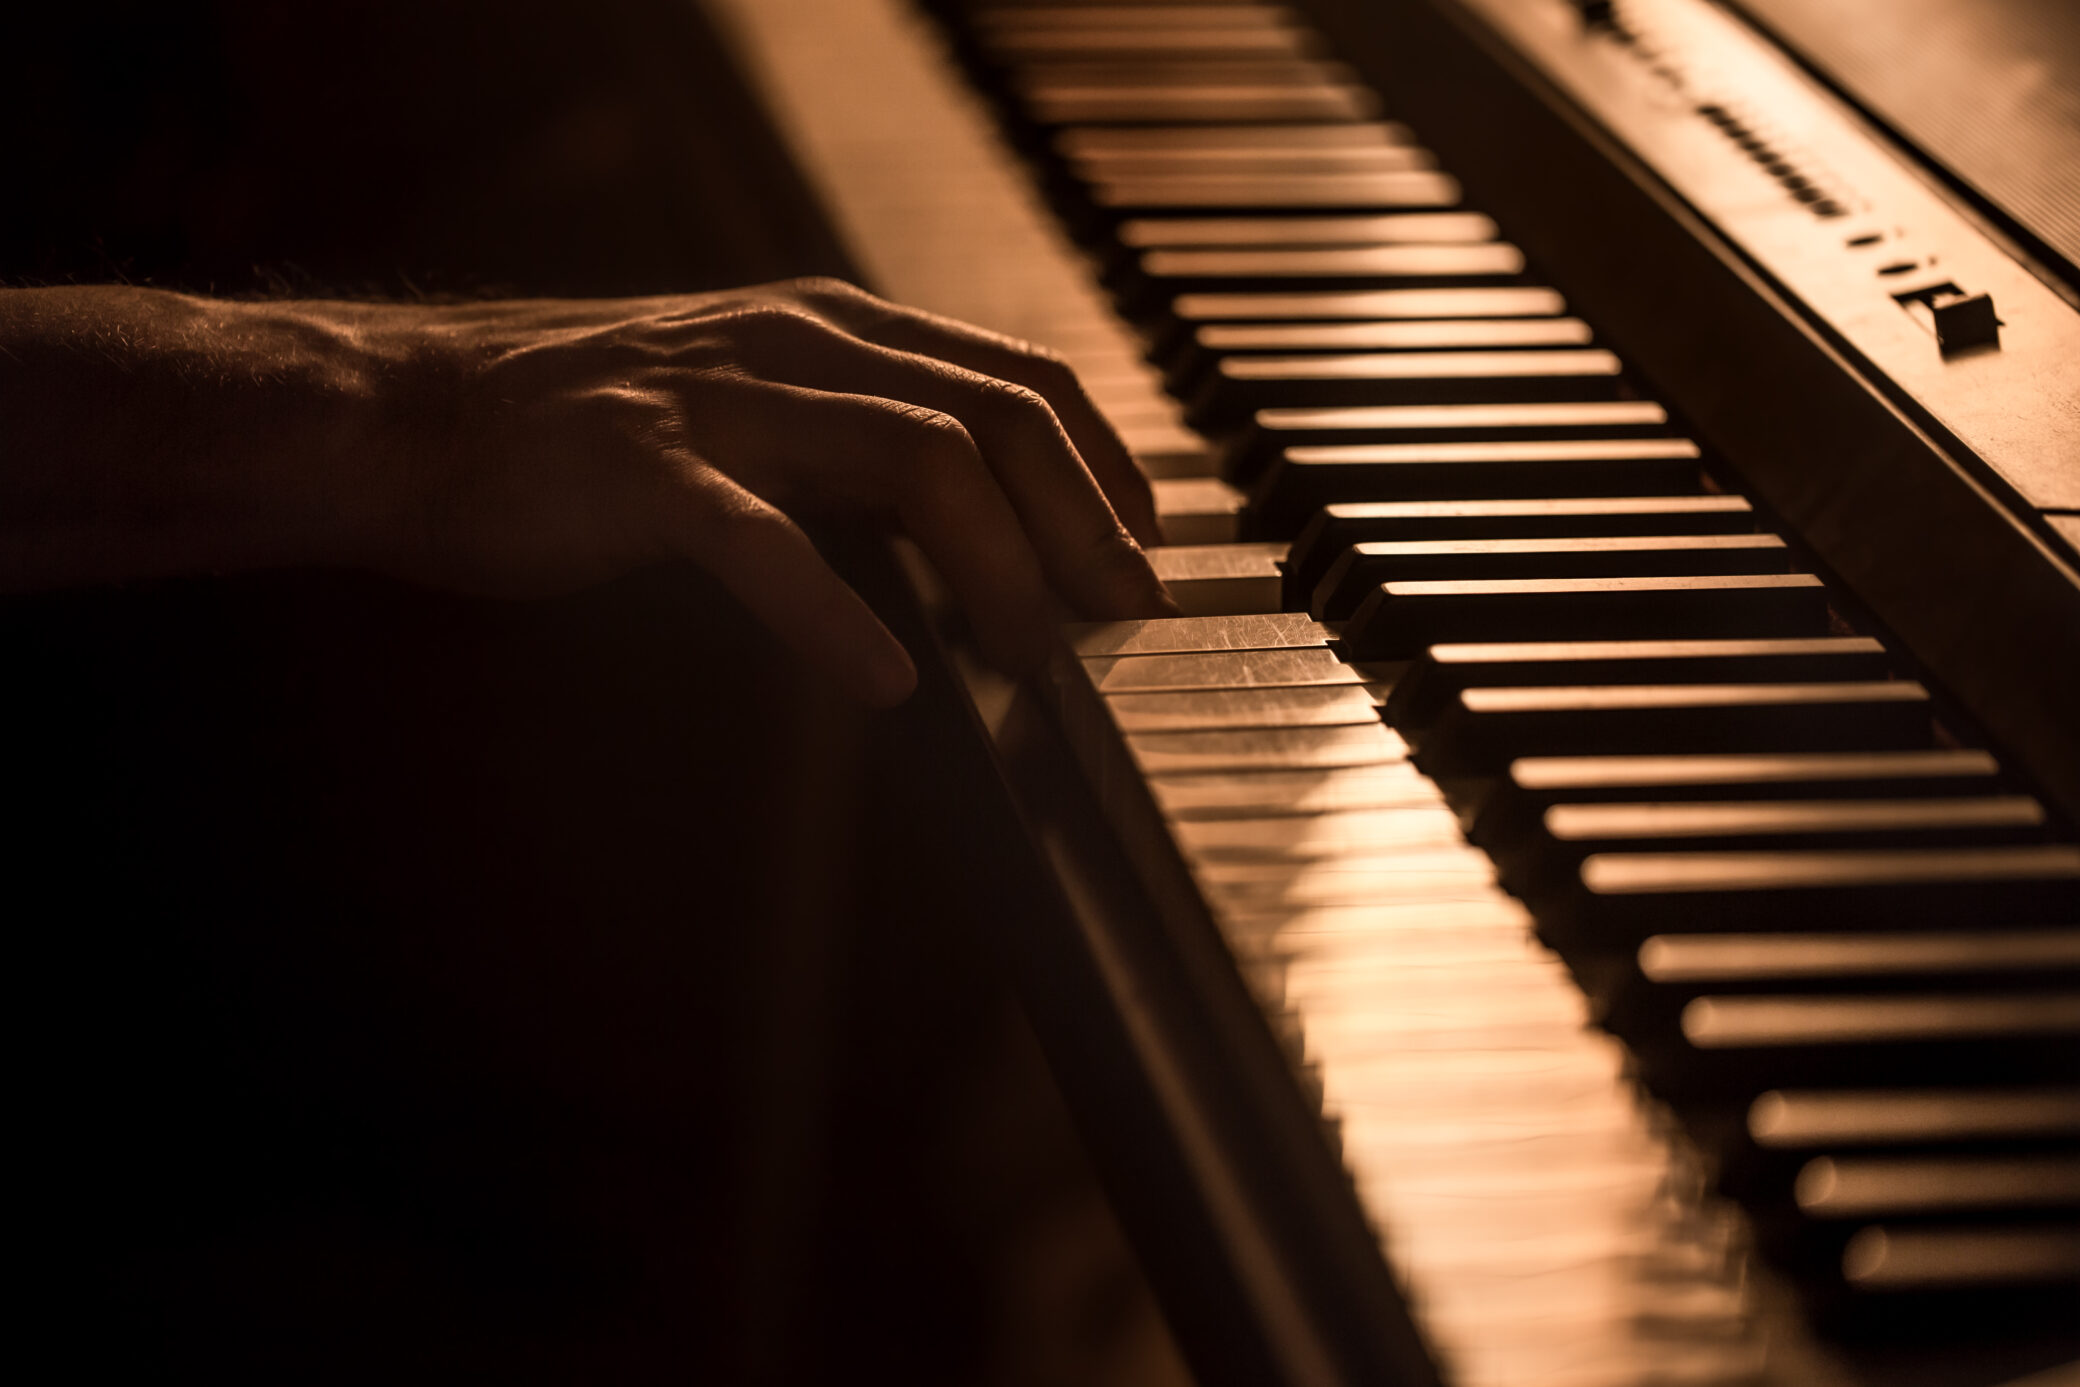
[{"xmin": 1449, "ymin": 0, "xmax": 2080, "ymax": 516}]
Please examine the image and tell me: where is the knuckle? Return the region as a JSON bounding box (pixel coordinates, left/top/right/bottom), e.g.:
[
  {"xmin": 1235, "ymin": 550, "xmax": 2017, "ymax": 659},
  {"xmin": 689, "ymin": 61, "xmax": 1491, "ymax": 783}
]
[
  {"xmin": 1085, "ymin": 525, "xmax": 1152, "ymax": 572},
  {"xmin": 881, "ymin": 402, "xmax": 978, "ymax": 493},
  {"xmin": 792, "ymin": 275, "xmax": 871, "ymax": 305},
  {"xmin": 979, "ymin": 375, "xmax": 1054, "ymax": 422},
  {"xmin": 574, "ymin": 382, "xmax": 668, "ymax": 434},
  {"xmin": 726, "ymin": 303, "xmax": 826, "ymax": 341},
  {"xmin": 1109, "ymin": 462, "xmax": 1157, "ymax": 507},
  {"xmin": 700, "ymin": 488, "xmax": 792, "ymax": 556},
  {"xmin": 889, "ymin": 401, "xmax": 975, "ymax": 450},
  {"xmin": 1022, "ymin": 343, "xmax": 1081, "ymax": 390}
]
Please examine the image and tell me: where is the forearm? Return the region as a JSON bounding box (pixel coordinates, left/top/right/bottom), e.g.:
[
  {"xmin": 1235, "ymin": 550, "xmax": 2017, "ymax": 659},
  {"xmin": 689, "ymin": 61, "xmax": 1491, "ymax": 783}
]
[{"xmin": 0, "ymin": 285, "xmax": 411, "ymax": 589}]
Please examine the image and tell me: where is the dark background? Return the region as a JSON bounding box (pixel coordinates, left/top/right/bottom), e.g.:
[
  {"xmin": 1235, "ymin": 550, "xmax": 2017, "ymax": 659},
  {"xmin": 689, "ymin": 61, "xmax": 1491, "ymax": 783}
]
[{"xmin": 6, "ymin": 4, "xmax": 1164, "ymax": 1381}]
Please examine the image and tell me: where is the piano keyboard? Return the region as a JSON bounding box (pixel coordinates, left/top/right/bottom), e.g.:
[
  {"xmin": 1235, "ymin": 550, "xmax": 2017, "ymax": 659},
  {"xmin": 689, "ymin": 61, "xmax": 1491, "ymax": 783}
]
[{"xmin": 712, "ymin": 1, "xmax": 2080, "ymax": 1383}]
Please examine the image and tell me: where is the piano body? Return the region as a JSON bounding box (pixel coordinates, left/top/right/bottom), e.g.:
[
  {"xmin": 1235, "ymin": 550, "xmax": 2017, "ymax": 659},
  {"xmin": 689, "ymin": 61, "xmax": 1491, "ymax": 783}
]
[{"xmin": 705, "ymin": 0, "xmax": 2080, "ymax": 1383}]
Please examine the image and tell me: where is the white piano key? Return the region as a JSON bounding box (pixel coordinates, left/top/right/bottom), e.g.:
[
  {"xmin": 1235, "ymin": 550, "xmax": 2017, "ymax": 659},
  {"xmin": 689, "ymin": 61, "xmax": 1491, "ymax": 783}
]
[
  {"xmin": 1149, "ymin": 763, "xmax": 1438, "ymax": 816},
  {"xmin": 1108, "ymin": 685, "xmax": 1384, "ymax": 731},
  {"xmin": 1151, "ymin": 475, "xmax": 1247, "ymax": 544},
  {"xmin": 1172, "ymin": 806, "xmax": 1466, "ymax": 856},
  {"xmin": 1147, "ymin": 542, "xmax": 1288, "ymax": 615},
  {"xmin": 1065, "ymin": 612, "xmax": 1330, "ymax": 658},
  {"xmin": 1084, "ymin": 644, "xmax": 1360, "ymax": 691},
  {"xmin": 1224, "ymin": 898, "xmax": 1533, "ymax": 939},
  {"xmin": 1127, "ymin": 723, "xmax": 1410, "ymax": 773}
]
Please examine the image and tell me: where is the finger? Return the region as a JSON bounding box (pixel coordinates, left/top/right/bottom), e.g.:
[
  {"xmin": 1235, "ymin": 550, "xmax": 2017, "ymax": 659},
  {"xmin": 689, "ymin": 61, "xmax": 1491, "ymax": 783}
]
[
  {"xmin": 786, "ymin": 279, "xmax": 1164, "ymax": 548},
  {"xmin": 728, "ymin": 313, "xmax": 1173, "ymax": 622},
  {"xmin": 659, "ymin": 456, "xmax": 918, "ymax": 708},
  {"xmin": 682, "ymin": 377, "xmax": 1060, "ymax": 674}
]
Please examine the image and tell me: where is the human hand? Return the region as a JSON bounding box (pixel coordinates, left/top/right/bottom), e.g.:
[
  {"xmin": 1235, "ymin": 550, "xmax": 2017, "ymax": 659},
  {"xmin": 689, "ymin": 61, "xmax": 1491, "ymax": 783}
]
[
  {"xmin": 368, "ymin": 278, "xmax": 1175, "ymax": 704},
  {"xmin": 0, "ymin": 280, "xmax": 1174, "ymax": 706}
]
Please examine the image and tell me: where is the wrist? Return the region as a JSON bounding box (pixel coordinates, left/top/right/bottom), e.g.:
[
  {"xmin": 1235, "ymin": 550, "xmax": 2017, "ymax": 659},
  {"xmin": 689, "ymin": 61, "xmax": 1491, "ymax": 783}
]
[{"xmin": 0, "ymin": 286, "xmax": 415, "ymax": 586}]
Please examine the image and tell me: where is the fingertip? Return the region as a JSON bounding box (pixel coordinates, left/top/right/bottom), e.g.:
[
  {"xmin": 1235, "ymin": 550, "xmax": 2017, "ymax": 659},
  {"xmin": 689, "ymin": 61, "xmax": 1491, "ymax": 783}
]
[
  {"xmin": 857, "ymin": 636, "xmax": 920, "ymax": 708},
  {"xmin": 1080, "ymin": 539, "xmax": 1181, "ymax": 621},
  {"xmin": 1116, "ymin": 487, "xmax": 1165, "ymax": 551},
  {"xmin": 1111, "ymin": 572, "xmax": 1181, "ymax": 621},
  {"xmin": 1125, "ymin": 541, "xmax": 1182, "ymax": 618}
]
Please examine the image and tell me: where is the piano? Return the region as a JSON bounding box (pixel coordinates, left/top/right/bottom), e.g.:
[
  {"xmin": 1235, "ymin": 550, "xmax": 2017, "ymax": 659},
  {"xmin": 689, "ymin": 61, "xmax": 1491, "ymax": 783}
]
[{"xmin": 704, "ymin": 1, "xmax": 2080, "ymax": 1384}]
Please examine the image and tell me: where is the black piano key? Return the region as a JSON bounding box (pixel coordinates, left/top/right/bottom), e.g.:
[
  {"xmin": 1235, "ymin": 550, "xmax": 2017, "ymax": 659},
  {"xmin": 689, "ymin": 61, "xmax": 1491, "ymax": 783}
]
[
  {"xmin": 1057, "ymin": 131, "xmax": 1423, "ymax": 215},
  {"xmin": 1189, "ymin": 348, "xmax": 1621, "ymax": 432},
  {"xmin": 1471, "ymin": 748, "xmax": 2011, "ymax": 854},
  {"xmin": 1146, "ymin": 541, "xmax": 1286, "ymax": 614},
  {"xmin": 1767, "ymin": 1156, "xmax": 2080, "ymax": 1298},
  {"xmin": 1249, "ymin": 439, "xmax": 1706, "ymax": 536},
  {"xmin": 1011, "ymin": 58, "xmax": 1368, "ymax": 105},
  {"xmin": 1720, "ymin": 1087, "xmax": 2080, "ymax": 1200},
  {"xmin": 1070, "ymin": 143, "xmax": 1435, "ymax": 177},
  {"xmin": 1058, "ymin": 124, "xmax": 1419, "ymax": 159},
  {"xmin": 1640, "ymin": 991, "xmax": 2080, "ymax": 1096},
  {"xmin": 1553, "ymin": 794, "xmax": 2050, "ymax": 855},
  {"xmin": 1546, "ymin": 844, "xmax": 2080, "ymax": 945},
  {"xmin": 1286, "ymin": 495, "xmax": 1754, "ymax": 608},
  {"xmin": 1600, "ymin": 940, "xmax": 2080, "ymax": 1135},
  {"xmin": 1813, "ymin": 1224, "xmax": 2080, "ymax": 1333},
  {"xmin": 1415, "ymin": 679, "xmax": 1932, "ymax": 777},
  {"xmin": 1841, "ymin": 1224, "xmax": 2080, "ymax": 1292},
  {"xmin": 979, "ymin": 24, "xmax": 1322, "ymax": 63},
  {"xmin": 974, "ymin": 3, "xmax": 1305, "ymax": 30},
  {"xmin": 1385, "ymin": 634, "xmax": 1880, "ymax": 729},
  {"xmin": 1196, "ymin": 316, "xmax": 1588, "ymax": 347},
  {"xmin": 1172, "ymin": 285, "xmax": 1565, "ymax": 320},
  {"xmin": 1118, "ymin": 210, "xmax": 1494, "ymax": 247},
  {"xmin": 1130, "ymin": 249, "xmax": 1528, "ymax": 328},
  {"xmin": 1749, "ymin": 1088, "xmax": 2080, "ymax": 1154},
  {"xmin": 1794, "ymin": 1154, "xmax": 2080, "ymax": 1222},
  {"xmin": 1153, "ymin": 286, "xmax": 1568, "ymax": 360},
  {"xmin": 1170, "ymin": 315, "xmax": 1592, "ymax": 397},
  {"xmin": 1599, "ymin": 926, "xmax": 2080, "ymax": 1036},
  {"xmin": 1123, "ymin": 244, "xmax": 1523, "ymax": 318},
  {"xmin": 1017, "ymin": 55, "xmax": 1352, "ymax": 83},
  {"xmin": 1087, "ymin": 169, "xmax": 1461, "ymax": 214},
  {"xmin": 1506, "ymin": 796, "xmax": 2052, "ymax": 900},
  {"xmin": 1014, "ymin": 57, "xmax": 1359, "ymax": 90},
  {"xmin": 1156, "ymin": 285, "xmax": 1567, "ymax": 365},
  {"xmin": 1020, "ymin": 78, "xmax": 1383, "ymax": 126},
  {"xmin": 1142, "ymin": 243, "xmax": 1519, "ymax": 282},
  {"xmin": 1338, "ymin": 573, "xmax": 1830, "ymax": 660},
  {"xmin": 1235, "ymin": 400, "xmax": 1674, "ymax": 486},
  {"xmin": 1287, "ymin": 443, "xmax": 1653, "ymax": 529},
  {"xmin": 1311, "ymin": 533, "xmax": 1788, "ymax": 620}
]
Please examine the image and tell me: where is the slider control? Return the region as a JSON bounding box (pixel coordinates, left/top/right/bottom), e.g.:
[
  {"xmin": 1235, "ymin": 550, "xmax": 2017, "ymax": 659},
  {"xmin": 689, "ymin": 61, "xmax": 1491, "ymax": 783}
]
[
  {"xmin": 1933, "ymin": 293, "xmax": 2001, "ymax": 354},
  {"xmin": 1893, "ymin": 281, "xmax": 2001, "ymax": 355}
]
